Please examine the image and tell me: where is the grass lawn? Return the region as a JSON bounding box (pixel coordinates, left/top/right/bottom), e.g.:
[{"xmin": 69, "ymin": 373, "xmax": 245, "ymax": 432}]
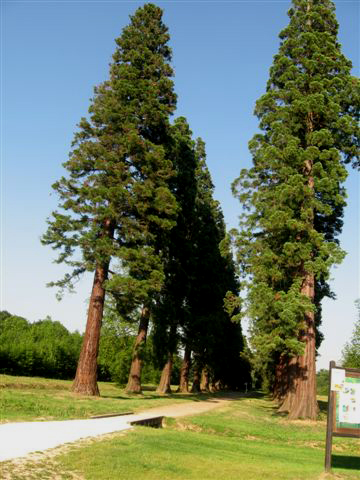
[
  {"xmin": 0, "ymin": 374, "xmax": 213, "ymax": 423},
  {"xmin": 1, "ymin": 377, "xmax": 359, "ymax": 479}
]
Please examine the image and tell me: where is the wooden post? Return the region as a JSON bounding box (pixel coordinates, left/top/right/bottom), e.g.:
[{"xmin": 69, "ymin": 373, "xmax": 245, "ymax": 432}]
[{"xmin": 325, "ymin": 360, "xmax": 336, "ymax": 472}]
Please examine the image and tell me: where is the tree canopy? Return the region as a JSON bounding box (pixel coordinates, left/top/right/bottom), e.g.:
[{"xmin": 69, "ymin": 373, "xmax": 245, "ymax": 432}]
[
  {"xmin": 232, "ymin": 0, "xmax": 359, "ymax": 418},
  {"xmin": 42, "ymin": 3, "xmax": 180, "ymax": 395}
]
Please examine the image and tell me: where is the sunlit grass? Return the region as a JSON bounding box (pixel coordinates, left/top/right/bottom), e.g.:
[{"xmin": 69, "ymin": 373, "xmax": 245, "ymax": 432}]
[
  {"xmin": 1, "ymin": 375, "xmax": 359, "ymax": 479},
  {"xmin": 47, "ymin": 395, "xmax": 360, "ymax": 479},
  {"xmin": 0, "ymin": 374, "xmax": 214, "ymax": 423}
]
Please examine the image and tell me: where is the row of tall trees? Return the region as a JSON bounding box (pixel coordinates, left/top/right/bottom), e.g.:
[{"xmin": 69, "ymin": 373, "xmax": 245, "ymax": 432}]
[
  {"xmin": 43, "ymin": 4, "xmax": 248, "ymax": 397},
  {"xmin": 42, "ymin": 0, "xmax": 358, "ymax": 418},
  {"xmin": 232, "ymin": 0, "xmax": 359, "ymax": 419}
]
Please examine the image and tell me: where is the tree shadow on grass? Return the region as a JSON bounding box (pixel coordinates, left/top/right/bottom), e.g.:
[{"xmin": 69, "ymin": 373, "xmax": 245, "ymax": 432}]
[
  {"xmin": 332, "ymin": 454, "xmax": 360, "ymax": 471},
  {"xmin": 258, "ymin": 396, "xmax": 329, "ymax": 418},
  {"xmin": 100, "ymin": 391, "xmax": 260, "ymax": 402}
]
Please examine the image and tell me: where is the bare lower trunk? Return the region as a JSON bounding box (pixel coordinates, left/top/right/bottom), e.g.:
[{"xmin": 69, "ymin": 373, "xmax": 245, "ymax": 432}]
[
  {"xmin": 125, "ymin": 306, "xmax": 150, "ymax": 394},
  {"xmin": 191, "ymin": 365, "xmax": 201, "ymax": 393},
  {"xmin": 278, "ymin": 356, "xmax": 297, "ymax": 413},
  {"xmin": 211, "ymin": 380, "xmax": 221, "ymax": 392},
  {"xmin": 281, "ymin": 272, "xmax": 318, "ymax": 419},
  {"xmin": 200, "ymin": 366, "xmax": 210, "ymax": 392},
  {"xmin": 157, "ymin": 353, "xmax": 173, "ymax": 394},
  {"xmin": 287, "ymin": 272, "xmax": 318, "ymax": 419},
  {"xmin": 273, "ymin": 355, "xmax": 289, "ymax": 402},
  {"xmin": 178, "ymin": 346, "xmax": 191, "ymax": 393},
  {"xmin": 72, "ymin": 262, "xmax": 108, "ymax": 396}
]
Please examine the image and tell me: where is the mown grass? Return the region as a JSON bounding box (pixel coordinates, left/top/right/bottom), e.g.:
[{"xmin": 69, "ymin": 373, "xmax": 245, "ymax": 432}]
[
  {"xmin": 0, "ymin": 374, "xmax": 212, "ymax": 423},
  {"xmin": 1, "ymin": 382, "xmax": 359, "ymax": 480}
]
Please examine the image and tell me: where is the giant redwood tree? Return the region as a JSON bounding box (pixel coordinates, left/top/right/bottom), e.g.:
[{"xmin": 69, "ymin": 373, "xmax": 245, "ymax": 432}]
[
  {"xmin": 152, "ymin": 117, "xmax": 198, "ymax": 394},
  {"xmin": 42, "ymin": 4, "xmax": 178, "ymax": 395},
  {"xmin": 233, "ymin": 0, "xmax": 359, "ymax": 418}
]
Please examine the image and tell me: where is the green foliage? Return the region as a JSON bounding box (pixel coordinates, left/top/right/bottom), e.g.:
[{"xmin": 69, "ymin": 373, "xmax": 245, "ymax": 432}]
[
  {"xmin": 41, "ymin": 3, "xmax": 179, "ymax": 316},
  {"xmin": 232, "ymin": 0, "xmax": 359, "ymax": 386},
  {"xmin": 182, "ymin": 139, "xmax": 249, "ymax": 389},
  {"xmin": 0, "ymin": 311, "xmax": 82, "ymax": 379},
  {"xmin": 151, "ymin": 117, "xmax": 198, "ymax": 366},
  {"xmin": 149, "ymin": 118, "xmax": 250, "ymax": 389},
  {"xmin": 316, "ymin": 368, "xmax": 329, "ymax": 395},
  {"xmin": 98, "ymin": 299, "xmax": 165, "ymax": 384},
  {"xmin": 342, "ymin": 300, "xmax": 360, "ymax": 369}
]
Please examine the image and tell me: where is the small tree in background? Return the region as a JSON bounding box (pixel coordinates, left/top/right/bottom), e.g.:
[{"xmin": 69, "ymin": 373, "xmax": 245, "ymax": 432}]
[
  {"xmin": 42, "ymin": 3, "xmax": 178, "ymax": 395},
  {"xmin": 233, "ymin": 0, "xmax": 359, "ymax": 419},
  {"xmin": 342, "ymin": 300, "xmax": 360, "ymax": 369}
]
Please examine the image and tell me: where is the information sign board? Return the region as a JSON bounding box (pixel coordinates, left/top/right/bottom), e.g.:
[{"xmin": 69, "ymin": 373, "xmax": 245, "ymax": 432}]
[{"xmin": 325, "ymin": 361, "xmax": 360, "ymax": 472}]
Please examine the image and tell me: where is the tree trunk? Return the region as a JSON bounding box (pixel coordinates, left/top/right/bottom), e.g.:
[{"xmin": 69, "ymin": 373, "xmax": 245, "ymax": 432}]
[
  {"xmin": 178, "ymin": 346, "xmax": 191, "ymax": 393},
  {"xmin": 200, "ymin": 366, "xmax": 210, "ymax": 392},
  {"xmin": 285, "ymin": 63, "xmax": 318, "ymax": 419},
  {"xmin": 125, "ymin": 306, "xmax": 150, "ymax": 394},
  {"xmin": 157, "ymin": 352, "xmax": 173, "ymax": 394},
  {"xmin": 278, "ymin": 356, "xmax": 297, "ymax": 413},
  {"xmin": 287, "ymin": 272, "xmax": 318, "ymax": 419},
  {"xmin": 273, "ymin": 355, "xmax": 289, "ymax": 402},
  {"xmin": 191, "ymin": 365, "xmax": 201, "ymax": 393},
  {"xmin": 72, "ymin": 262, "xmax": 108, "ymax": 395}
]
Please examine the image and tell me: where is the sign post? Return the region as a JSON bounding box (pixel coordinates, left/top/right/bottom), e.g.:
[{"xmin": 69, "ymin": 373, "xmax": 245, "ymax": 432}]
[{"xmin": 325, "ymin": 361, "xmax": 360, "ymax": 472}]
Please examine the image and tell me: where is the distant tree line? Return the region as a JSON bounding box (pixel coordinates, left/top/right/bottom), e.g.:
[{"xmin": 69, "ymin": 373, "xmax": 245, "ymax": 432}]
[
  {"xmin": 0, "ymin": 309, "xmax": 248, "ymax": 389},
  {"xmin": 0, "ymin": 309, "xmax": 173, "ymax": 383},
  {"xmin": 0, "ymin": 311, "xmax": 82, "ymax": 379}
]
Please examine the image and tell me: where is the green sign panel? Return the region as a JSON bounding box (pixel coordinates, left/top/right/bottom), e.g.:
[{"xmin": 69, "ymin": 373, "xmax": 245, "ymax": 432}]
[
  {"xmin": 325, "ymin": 362, "xmax": 360, "ymax": 473},
  {"xmin": 335, "ymin": 376, "xmax": 360, "ymax": 430}
]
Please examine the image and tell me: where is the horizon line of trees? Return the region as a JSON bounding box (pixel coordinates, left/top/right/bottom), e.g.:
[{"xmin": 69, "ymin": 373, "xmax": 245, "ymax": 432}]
[
  {"xmin": 2, "ymin": 307, "xmax": 358, "ymax": 396},
  {"xmin": 0, "ymin": 309, "xmax": 251, "ymax": 390}
]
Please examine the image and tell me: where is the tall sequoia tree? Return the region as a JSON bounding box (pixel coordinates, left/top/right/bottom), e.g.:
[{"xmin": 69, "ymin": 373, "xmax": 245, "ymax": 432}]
[
  {"xmin": 152, "ymin": 117, "xmax": 198, "ymax": 394},
  {"xmin": 153, "ymin": 130, "xmax": 247, "ymax": 393},
  {"xmin": 233, "ymin": 0, "xmax": 359, "ymax": 418},
  {"xmin": 184, "ymin": 139, "xmax": 245, "ymax": 391},
  {"xmin": 42, "ymin": 4, "xmax": 178, "ymax": 396}
]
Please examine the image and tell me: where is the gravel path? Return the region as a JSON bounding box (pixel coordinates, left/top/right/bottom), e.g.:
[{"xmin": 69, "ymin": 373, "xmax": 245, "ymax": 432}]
[{"xmin": 0, "ymin": 398, "xmax": 231, "ymax": 462}]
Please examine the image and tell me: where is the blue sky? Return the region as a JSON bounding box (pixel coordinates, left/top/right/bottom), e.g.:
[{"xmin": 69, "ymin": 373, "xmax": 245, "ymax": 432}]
[{"xmin": 2, "ymin": 0, "xmax": 359, "ymax": 370}]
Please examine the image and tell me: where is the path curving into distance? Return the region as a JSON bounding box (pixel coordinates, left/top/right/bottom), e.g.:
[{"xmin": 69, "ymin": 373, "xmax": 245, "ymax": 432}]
[{"xmin": 0, "ymin": 397, "xmax": 234, "ymax": 462}]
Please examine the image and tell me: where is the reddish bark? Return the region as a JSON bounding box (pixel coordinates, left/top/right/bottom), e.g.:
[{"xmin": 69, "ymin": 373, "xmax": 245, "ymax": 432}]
[
  {"xmin": 178, "ymin": 346, "xmax": 191, "ymax": 393},
  {"xmin": 278, "ymin": 356, "xmax": 297, "ymax": 413},
  {"xmin": 157, "ymin": 353, "xmax": 173, "ymax": 394},
  {"xmin": 72, "ymin": 262, "xmax": 108, "ymax": 396},
  {"xmin": 287, "ymin": 272, "xmax": 318, "ymax": 419},
  {"xmin": 191, "ymin": 365, "xmax": 201, "ymax": 393},
  {"xmin": 273, "ymin": 355, "xmax": 289, "ymax": 402},
  {"xmin": 125, "ymin": 306, "xmax": 150, "ymax": 394},
  {"xmin": 200, "ymin": 367, "xmax": 210, "ymax": 392}
]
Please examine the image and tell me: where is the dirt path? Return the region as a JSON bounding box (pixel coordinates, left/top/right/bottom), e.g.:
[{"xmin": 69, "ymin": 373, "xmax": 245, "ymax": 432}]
[{"xmin": 0, "ymin": 396, "xmax": 235, "ymax": 462}]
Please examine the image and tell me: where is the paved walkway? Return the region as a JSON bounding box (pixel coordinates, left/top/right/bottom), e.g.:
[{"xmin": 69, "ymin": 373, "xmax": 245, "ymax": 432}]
[{"xmin": 0, "ymin": 398, "xmax": 230, "ymax": 462}]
